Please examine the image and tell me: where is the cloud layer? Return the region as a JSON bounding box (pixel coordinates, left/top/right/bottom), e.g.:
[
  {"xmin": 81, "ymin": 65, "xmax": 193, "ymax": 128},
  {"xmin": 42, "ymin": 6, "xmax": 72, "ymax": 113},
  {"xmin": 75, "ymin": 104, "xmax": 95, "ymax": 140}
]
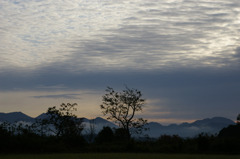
[
  {"xmin": 1, "ymin": 0, "xmax": 240, "ymax": 123},
  {"xmin": 0, "ymin": 0, "xmax": 129, "ymax": 68},
  {"xmin": 1, "ymin": 0, "xmax": 240, "ymax": 70}
]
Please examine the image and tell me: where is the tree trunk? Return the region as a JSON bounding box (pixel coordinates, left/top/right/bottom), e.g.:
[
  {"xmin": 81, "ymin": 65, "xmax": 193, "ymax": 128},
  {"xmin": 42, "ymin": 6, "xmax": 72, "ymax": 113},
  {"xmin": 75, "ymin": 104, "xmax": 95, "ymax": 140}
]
[{"xmin": 126, "ymin": 127, "xmax": 131, "ymax": 141}]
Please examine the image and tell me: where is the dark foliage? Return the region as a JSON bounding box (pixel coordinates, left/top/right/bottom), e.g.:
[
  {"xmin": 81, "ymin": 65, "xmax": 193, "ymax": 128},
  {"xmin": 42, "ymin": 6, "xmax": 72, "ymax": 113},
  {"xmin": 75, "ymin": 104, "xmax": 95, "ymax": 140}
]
[
  {"xmin": 1, "ymin": 105, "xmax": 240, "ymax": 154},
  {"xmin": 0, "ymin": 103, "xmax": 86, "ymax": 153},
  {"xmin": 39, "ymin": 103, "xmax": 84, "ymax": 137},
  {"xmin": 95, "ymin": 126, "xmax": 114, "ymax": 143},
  {"xmin": 155, "ymin": 135, "xmax": 183, "ymax": 153},
  {"xmin": 100, "ymin": 86, "xmax": 147, "ymax": 140},
  {"xmin": 218, "ymin": 124, "xmax": 240, "ymax": 138},
  {"xmin": 1, "ymin": 121, "xmax": 240, "ymax": 154},
  {"xmin": 216, "ymin": 124, "xmax": 240, "ymax": 154},
  {"xmin": 114, "ymin": 128, "xmax": 129, "ymax": 142}
]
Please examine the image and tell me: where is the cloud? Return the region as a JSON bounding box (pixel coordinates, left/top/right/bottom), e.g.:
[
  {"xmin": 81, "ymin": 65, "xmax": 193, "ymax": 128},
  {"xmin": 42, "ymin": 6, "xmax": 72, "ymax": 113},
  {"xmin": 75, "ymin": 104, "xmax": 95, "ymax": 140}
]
[
  {"xmin": 234, "ymin": 47, "xmax": 240, "ymax": 58},
  {"xmin": 0, "ymin": 64, "xmax": 240, "ymax": 122},
  {"xmin": 1, "ymin": 0, "xmax": 240, "ymax": 123},
  {"xmin": 0, "ymin": 0, "xmax": 130, "ymax": 68},
  {"xmin": 1, "ymin": 0, "xmax": 240, "ymax": 71},
  {"xmin": 66, "ymin": 0, "xmax": 240, "ymax": 71},
  {"xmin": 32, "ymin": 93, "xmax": 81, "ymax": 99}
]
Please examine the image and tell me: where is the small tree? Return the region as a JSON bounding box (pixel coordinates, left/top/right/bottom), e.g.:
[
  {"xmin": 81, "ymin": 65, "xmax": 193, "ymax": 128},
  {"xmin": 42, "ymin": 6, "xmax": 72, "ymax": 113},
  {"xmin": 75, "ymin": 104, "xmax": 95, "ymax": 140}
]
[
  {"xmin": 237, "ymin": 114, "xmax": 240, "ymax": 125},
  {"xmin": 95, "ymin": 126, "xmax": 114, "ymax": 143},
  {"xmin": 100, "ymin": 86, "xmax": 147, "ymax": 140},
  {"xmin": 41, "ymin": 103, "xmax": 83, "ymax": 137}
]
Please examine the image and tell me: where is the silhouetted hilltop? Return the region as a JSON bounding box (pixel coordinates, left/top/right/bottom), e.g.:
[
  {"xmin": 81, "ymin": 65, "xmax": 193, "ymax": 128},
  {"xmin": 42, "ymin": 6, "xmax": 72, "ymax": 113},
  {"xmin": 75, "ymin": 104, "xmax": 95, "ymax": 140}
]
[
  {"xmin": 191, "ymin": 117, "xmax": 234, "ymax": 128},
  {"xmin": 0, "ymin": 112, "xmax": 34, "ymax": 123},
  {"xmin": 35, "ymin": 113, "xmax": 50, "ymax": 120},
  {"xmin": 0, "ymin": 112, "xmax": 235, "ymax": 137},
  {"xmin": 146, "ymin": 117, "xmax": 235, "ymax": 138}
]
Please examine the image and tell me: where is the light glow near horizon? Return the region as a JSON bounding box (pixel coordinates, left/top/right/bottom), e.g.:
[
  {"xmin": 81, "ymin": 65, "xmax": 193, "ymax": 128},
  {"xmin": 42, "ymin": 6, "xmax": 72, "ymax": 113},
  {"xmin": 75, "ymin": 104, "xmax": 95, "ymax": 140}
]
[{"xmin": 0, "ymin": 0, "xmax": 240, "ymax": 124}]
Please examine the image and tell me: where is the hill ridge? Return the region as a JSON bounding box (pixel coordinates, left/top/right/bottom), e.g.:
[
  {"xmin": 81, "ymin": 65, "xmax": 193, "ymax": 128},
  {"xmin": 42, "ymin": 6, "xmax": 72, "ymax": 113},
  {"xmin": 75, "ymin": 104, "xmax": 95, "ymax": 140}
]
[{"xmin": 0, "ymin": 111, "xmax": 235, "ymax": 137}]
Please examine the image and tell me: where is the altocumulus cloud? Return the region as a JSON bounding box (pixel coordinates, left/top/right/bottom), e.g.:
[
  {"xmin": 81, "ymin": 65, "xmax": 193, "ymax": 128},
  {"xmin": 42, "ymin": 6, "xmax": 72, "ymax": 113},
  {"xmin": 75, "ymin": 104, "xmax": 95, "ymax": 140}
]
[
  {"xmin": 0, "ymin": 0, "xmax": 240, "ymax": 123},
  {"xmin": 0, "ymin": 0, "xmax": 128, "ymax": 69},
  {"xmin": 0, "ymin": 0, "xmax": 240, "ymax": 70}
]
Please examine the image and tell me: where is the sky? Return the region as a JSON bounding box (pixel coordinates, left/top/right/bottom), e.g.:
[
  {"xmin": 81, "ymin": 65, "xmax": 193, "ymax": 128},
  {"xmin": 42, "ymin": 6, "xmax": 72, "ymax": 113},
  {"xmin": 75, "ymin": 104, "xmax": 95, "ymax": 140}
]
[{"xmin": 0, "ymin": 0, "xmax": 240, "ymax": 124}]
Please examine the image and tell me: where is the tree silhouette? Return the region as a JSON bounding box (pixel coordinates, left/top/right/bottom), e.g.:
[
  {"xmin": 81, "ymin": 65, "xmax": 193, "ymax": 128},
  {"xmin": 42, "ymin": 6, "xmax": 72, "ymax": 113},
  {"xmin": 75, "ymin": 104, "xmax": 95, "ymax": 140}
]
[
  {"xmin": 100, "ymin": 86, "xmax": 147, "ymax": 140},
  {"xmin": 40, "ymin": 103, "xmax": 83, "ymax": 137},
  {"xmin": 237, "ymin": 114, "xmax": 240, "ymax": 124},
  {"xmin": 95, "ymin": 126, "xmax": 114, "ymax": 143}
]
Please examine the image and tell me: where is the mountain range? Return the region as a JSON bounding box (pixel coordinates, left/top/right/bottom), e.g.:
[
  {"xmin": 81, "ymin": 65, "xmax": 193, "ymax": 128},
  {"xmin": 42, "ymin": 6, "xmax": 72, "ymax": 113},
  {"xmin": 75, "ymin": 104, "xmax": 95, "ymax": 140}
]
[
  {"xmin": 0, "ymin": 112, "xmax": 235, "ymax": 138},
  {"xmin": 145, "ymin": 117, "xmax": 235, "ymax": 138}
]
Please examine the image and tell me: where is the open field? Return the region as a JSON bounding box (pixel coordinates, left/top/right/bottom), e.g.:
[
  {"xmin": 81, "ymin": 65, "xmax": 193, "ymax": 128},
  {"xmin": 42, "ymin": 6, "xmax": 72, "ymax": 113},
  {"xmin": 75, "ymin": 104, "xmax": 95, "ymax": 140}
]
[{"xmin": 0, "ymin": 153, "xmax": 240, "ymax": 159}]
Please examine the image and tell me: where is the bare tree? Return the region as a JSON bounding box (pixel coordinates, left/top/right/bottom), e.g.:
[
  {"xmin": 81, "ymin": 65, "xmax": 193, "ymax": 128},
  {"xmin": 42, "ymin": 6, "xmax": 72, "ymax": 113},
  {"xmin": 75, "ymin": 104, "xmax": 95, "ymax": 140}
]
[{"xmin": 100, "ymin": 86, "xmax": 147, "ymax": 140}]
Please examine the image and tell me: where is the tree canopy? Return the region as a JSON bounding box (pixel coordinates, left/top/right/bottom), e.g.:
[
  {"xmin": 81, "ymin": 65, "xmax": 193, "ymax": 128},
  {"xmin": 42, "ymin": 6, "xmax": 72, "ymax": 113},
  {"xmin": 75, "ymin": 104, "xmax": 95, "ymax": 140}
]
[
  {"xmin": 100, "ymin": 86, "xmax": 147, "ymax": 140},
  {"xmin": 40, "ymin": 103, "xmax": 83, "ymax": 137}
]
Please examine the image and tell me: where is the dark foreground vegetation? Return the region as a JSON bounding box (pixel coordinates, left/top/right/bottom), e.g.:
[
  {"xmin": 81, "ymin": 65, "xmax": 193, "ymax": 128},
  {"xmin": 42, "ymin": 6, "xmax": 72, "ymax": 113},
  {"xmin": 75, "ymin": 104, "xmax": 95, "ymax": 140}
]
[
  {"xmin": 1, "ymin": 87, "xmax": 240, "ymax": 154},
  {"xmin": 1, "ymin": 122, "xmax": 240, "ymax": 154},
  {"xmin": 1, "ymin": 153, "xmax": 240, "ymax": 159}
]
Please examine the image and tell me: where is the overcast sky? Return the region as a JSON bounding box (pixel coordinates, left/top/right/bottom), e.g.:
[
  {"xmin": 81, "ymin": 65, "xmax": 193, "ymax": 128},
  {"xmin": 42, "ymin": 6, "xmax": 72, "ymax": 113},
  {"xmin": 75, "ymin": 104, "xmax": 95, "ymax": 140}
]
[{"xmin": 0, "ymin": 0, "xmax": 240, "ymax": 124}]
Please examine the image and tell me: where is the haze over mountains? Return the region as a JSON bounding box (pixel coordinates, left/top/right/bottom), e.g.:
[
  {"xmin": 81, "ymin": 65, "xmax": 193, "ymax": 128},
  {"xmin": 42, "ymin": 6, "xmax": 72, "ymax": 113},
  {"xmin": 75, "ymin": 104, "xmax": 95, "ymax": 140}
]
[
  {"xmin": 145, "ymin": 117, "xmax": 234, "ymax": 138},
  {"xmin": 0, "ymin": 112, "xmax": 235, "ymax": 138}
]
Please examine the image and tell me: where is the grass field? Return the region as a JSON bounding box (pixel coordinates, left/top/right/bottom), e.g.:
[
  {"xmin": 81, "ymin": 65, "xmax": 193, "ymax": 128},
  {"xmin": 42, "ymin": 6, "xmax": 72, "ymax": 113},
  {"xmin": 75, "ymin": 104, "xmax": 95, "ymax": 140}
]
[{"xmin": 0, "ymin": 153, "xmax": 239, "ymax": 159}]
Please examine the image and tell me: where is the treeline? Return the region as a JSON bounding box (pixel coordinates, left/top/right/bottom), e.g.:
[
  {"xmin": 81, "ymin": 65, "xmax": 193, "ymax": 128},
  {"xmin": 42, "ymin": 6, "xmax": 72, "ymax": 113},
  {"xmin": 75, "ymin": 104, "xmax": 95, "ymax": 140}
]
[
  {"xmin": 0, "ymin": 122, "xmax": 85, "ymax": 153},
  {"xmin": 1, "ymin": 85, "xmax": 240, "ymax": 154},
  {"xmin": 1, "ymin": 122, "xmax": 240, "ymax": 154}
]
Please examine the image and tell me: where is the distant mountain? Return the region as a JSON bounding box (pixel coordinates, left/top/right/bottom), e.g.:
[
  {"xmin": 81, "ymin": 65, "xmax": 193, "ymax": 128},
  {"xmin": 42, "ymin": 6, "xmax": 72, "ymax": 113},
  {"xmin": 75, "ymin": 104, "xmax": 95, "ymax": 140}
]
[
  {"xmin": 35, "ymin": 113, "xmax": 50, "ymax": 120},
  {"xmin": 0, "ymin": 112, "xmax": 35, "ymax": 123},
  {"xmin": 0, "ymin": 112, "xmax": 235, "ymax": 138},
  {"xmin": 191, "ymin": 117, "xmax": 234, "ymax": 128},
  {"xmin": 146, "ymin": 117, "xmax": 235, "ymax": 138},
  {"xmin": 0, "ymin": 112, "xmax": 117, "ymax": 134},
  {"xmin": 33, "ymin": 113, "xmax": 117, "ymax": 133},
  {"xmin": 82, "ymin": 117, "xmax": 118, "ymax": 134}
]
